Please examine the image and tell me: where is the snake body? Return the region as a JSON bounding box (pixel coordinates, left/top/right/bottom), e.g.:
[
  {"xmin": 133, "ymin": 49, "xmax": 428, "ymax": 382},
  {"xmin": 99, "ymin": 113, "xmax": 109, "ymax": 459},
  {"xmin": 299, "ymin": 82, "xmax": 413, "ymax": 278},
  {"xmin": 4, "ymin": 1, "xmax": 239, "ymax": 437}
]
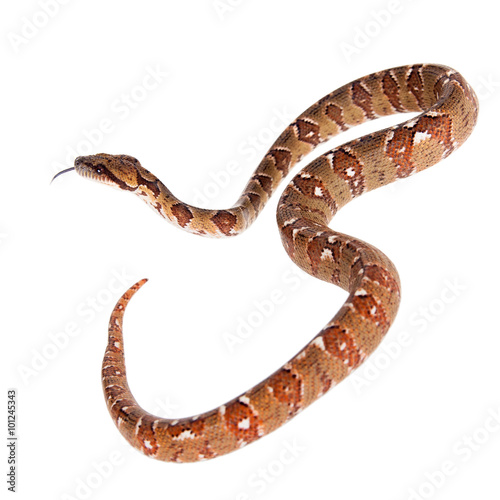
[{"xmin": 66, "ymin": 64, "xmax": 478, "ymax": 462}]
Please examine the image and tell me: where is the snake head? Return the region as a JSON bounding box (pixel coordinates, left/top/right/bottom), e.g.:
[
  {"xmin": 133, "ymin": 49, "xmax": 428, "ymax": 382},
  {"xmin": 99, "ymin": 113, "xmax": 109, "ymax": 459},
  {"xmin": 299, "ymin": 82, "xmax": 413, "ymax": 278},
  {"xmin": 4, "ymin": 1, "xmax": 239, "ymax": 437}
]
[{"xmin": 73, "ymin": 154, "xmax": 143, "ymax": 190}]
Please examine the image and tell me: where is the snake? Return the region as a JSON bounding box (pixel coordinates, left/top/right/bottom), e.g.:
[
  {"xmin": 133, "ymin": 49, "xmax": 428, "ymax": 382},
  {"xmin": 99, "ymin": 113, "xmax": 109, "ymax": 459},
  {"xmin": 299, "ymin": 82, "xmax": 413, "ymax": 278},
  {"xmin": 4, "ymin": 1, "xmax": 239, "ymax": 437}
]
[{"xmin": 54, "ymin": 64, "xmax": 478, "ymax": 462}]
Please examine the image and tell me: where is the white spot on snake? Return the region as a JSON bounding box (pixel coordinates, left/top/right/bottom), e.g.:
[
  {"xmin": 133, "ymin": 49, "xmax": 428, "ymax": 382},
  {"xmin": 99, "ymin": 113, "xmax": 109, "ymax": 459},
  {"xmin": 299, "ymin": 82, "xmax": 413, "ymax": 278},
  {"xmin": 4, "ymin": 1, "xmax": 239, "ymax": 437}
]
[
  {"xmin": 218, "ymin": 405, "xmax": 226, "ymax": 416},
  {"xmin": 283, "ymin": 217, "xmax": 299, "ymax": 227},
  {"xmin": 114, "ymin": 341, "xmax": 121, "ymax": 348},
  {"xmin": 346, "ymin": 167, "xmax": 356, "ymax": 177},
  {"xmin": 370, "ymin": 306, "xmax": 377, "ymax": 314},
  {"xmin": 135, "ymin": 416, "xmax": 143, "ymax": 436},
  {"xmin": 355, "ymin": 288, "xmax": 368, "ymax": 296},
  {"xmin": 314, "ymin": 186, "xmax": 323, "ymax": 196},
  {"xmin": 175, "ymin": 430, "xmax": 195, "ymax": 441},
  {"xmin": 143, "ymin": 440, "xmax": 154, "ymax": 449},
  {"xmin": 405, "ymin": 117, "xmax": 419, "ymax": 128},
  {"xmin": 413, "ymin": 131, "xmax": 432, "ymax": 145},
  {"xmin": 339, "ymin": 342, "xmax": 347, "ymax": 351},
  {"xmin": 321, "ymin": 248, "xmax": 333, "ymax": 261},
  {"xmin": 312, "ymin": 336, "xmax": 326, "ymax": 351},
  {"xmin": 238, "ymin": 418, "xmax": 251, "ymax": 430},
  {"xmin": 239, "ymin": 396, "xmax": 250, "ymax": 405}
]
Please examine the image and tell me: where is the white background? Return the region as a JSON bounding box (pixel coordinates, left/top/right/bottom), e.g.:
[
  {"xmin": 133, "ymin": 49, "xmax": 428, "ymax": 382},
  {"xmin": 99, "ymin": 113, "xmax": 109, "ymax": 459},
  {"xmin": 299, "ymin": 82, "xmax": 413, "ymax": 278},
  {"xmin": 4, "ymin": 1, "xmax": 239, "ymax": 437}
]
[{"xmin": 2, "ymin": 1, "xmax": 499, "ymax": 499}]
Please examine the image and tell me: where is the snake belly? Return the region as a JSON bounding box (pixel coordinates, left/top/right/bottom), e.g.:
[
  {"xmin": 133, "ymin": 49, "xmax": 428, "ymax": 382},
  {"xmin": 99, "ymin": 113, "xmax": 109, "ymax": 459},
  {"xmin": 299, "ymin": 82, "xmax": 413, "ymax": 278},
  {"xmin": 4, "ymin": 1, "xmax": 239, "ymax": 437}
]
[{"xmin": 67, "ymin": 64, "xmax": 478, "ymax": 462}]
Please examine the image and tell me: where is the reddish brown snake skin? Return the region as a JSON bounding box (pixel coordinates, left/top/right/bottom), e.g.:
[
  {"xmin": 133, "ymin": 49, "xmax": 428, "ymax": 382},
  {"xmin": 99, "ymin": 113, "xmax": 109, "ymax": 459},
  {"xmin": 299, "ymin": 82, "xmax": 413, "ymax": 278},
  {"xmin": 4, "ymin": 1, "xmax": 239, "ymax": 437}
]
[{"xmin": 54, "ymin": 64, "xmax": 478, "ymax": 462}]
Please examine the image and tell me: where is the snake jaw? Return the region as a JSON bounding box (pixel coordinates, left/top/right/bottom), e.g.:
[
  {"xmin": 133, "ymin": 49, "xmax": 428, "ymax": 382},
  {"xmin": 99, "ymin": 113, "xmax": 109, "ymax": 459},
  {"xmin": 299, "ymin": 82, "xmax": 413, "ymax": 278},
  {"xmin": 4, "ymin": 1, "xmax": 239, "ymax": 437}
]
[
  {"xmin": 74, "ymin": 155, "xmax": 107, "ymax": 180},
  {"xmin": 73, "ymin": 154, "xmax": 130, "ymax": 190},
  {"xmin": 76, "ymin": 168, "xmax": 116, "ymax": 187}
]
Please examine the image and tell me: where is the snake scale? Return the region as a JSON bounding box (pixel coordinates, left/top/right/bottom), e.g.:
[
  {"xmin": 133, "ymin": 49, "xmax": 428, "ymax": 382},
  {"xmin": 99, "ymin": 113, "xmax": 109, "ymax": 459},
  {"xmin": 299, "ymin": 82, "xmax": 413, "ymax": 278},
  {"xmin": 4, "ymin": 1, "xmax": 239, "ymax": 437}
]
[{"xmin": 55, "ymin": 64, "xmax": 478, "ymax": 462}]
